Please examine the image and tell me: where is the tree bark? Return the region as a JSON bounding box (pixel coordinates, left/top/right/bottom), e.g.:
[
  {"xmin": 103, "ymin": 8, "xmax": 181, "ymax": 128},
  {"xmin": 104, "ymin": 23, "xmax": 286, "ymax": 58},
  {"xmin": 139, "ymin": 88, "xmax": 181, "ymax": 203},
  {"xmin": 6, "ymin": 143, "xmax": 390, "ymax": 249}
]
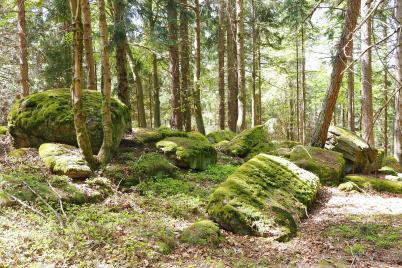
[
  {"xmin": 17, "ymin": 0, "xmax": 29, "ymax": 97},
  {"xmin": 301, "ymin": 25, "xmax": 307, "ymax": 144},
  {"xmin": 98, "ymin": 0, "xmax": 113, "ymax": 163},
  {"xmin": 361, "ymin": 0, "xmax": 375, "ymax": 146},
  {"xmin": 69, "ymin": 0, "xmax": 98, "ymax": 169},
  {"xmin": 257, "ymin": 27, "xmax": 262, "ymax": 125},
  {"xmin": 81, "ymin": 0, "xmax": 96, "ymax": 91},
  {"xmin": 193, "ymin": 0, "xmax": 206, "ymax": 134},
  {"xmin": 180, "ymin": 0, "xmax": 191, "ymax": 131},
  {"xmin": 152, "ymin": 53, "xmax": 161, "ymax": 127},
  {"xmin": 394, "ymin": 0, "xmax": 402, "ymax": 162},
  {"xmin": 227, "ymin": 0, "xmax": 238, "ymax": 132},
  {"xmin": 236, "ymin": 0, "xmax": 246, "ymax": 132},
  {"xmin": 218, "ymin": 0, "xmax": 226, "ymax": 130},
  {"xmin": 348, "ymin": 39, "xmax": 355, "ymax": 132},
  {"xmin": 383, "ymin": 18, "xmax": 388, "ymax": 156},
  {"xmin": 310, "ymin": 0, "xmax": 361, "ymax": 147},
  {"xmin": 168, "ymin": 0, "xmax": 182, "ymax": 130},
  {"xmin": 251, "ymin": 0, "xmax": 257, "ymax": 128},
  {"xmin": 296, "ymin": 37, "xmax": 300, "ymax": 141}
]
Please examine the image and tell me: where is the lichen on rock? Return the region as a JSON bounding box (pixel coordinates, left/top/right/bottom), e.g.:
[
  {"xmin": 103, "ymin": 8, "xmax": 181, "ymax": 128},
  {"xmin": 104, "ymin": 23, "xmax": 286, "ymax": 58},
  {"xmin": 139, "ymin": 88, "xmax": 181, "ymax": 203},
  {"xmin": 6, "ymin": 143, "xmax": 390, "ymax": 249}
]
[
  {"xmin": 39, "ymin": 143, "xmax": 92, "ymax": 179},
  {"xmin": 7, "ymin": 89, "xmax": 130, "ymax": 153},
  {"xmin": 156, "ymin": 137, "xmax": 217, "ymax": 170},
  {"xmin": 207, "ymin": 154, "xmax": 320, "ymax": 241}
]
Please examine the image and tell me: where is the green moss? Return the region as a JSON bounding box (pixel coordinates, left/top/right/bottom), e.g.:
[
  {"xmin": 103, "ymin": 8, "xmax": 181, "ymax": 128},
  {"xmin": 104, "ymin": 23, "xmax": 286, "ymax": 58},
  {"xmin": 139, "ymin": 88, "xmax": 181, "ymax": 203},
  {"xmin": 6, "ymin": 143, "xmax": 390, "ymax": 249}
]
[
  {"xmin": 378, "ymin": 166, "xmax": 398, "ymax": 176},
  {"xmin": 180, "ymin": 220, "xmax": 223, "ymax": 246},
  {"xmin": 39, "ymin": 143, "xmax": 92, "ymax": 179},
  {"xmin": 345, "ymin": 175, "xmax": 402, "ymax": 194},
  {"xmin": 119, "ymin": 153, "xmax": 177, "ymax": 187},
  {"xmin": 132, "ymin": 126, "xmax": 208, "ymax": 145},
  {"xmin": 7, "ymin": 89, "xmax": 130, "ymax": 153},
  {"xmin": 136, "ymin": 177, "xmax": 193, "ymax": 197},
  {"xmin": 383, "ymin": 156, "xmax": 402, "ymax": 173},
  {"xmin": 8, "ymin": 148, "xmax": 30, "ymax": 158},
  {"xmin": 289, "ymin": 146, "xmax": 345, "ymax": 185},
  {"xmin": 157, "ymin": 137, "xmax": 217, "ymax": 170},
  {"xmin": 207, "ymin": 154, "xmax": 320, "ymax": 241},
  {"xmin": 338, "ymin": 181, "xmax": 362, "ymax": 192},
  {"xmin": 0, "ymin": 125, "xmax": 7, "ymax": 135},
  {"xmin": 207, "ymin": 130, "xmax": 236, "ymax": 144},
  {"xmin": 219, "ymin": 125, "xmax": 274, "ymax": 158}
]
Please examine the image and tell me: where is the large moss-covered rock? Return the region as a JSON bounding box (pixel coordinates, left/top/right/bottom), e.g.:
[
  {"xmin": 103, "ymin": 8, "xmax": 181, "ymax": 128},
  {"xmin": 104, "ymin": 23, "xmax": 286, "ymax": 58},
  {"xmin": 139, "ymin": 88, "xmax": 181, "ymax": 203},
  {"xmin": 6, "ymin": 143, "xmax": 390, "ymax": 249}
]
[
  {"xmin": 39, "ymin": 143, "xmax": 92, "ymax": 179},
  {"xmin": 8, "ymin": 89, "xmax": 130, "ymax": 153},
  {"xmin": 0, "ymin": 173, "xmax": 108, "ymax": 207},
  {"xmin": 345, "ymin": 175, "xmax": 402, "ymax": 194},
  {"xmin": 157, "ymin": 137, "xmax": 217, "ymax": 170},
  {"xmin": 207, "ymin": 130, "xmax": 236, "ymax": 144},
  {"xmin": 130, "ymin": 127, "xmax": 208, "ymax": 145},
  {"xmin": 0, "ymin": 125, "xmax": 7, "ymax": 135},
  {"xmin": 325, "ymin": 126, "xmax": 380, "ymax": 174},
  {"xmin": 289, "ymin": 145, "xmax": 345, "ymax": 185},
  {"xmin": 207, "ymin": 154, "xmax": 320, "ymax": 241},
  {"xmin": 218, "ymin": 125, "xmax": 274, "ymax": 158},
  {"xmin": 382, "ymin": 156, "xmax": 402, "ymax": 173},
  {"xmin": 180, "ymin": 220, "xmax": 223, "ymax": 246}
]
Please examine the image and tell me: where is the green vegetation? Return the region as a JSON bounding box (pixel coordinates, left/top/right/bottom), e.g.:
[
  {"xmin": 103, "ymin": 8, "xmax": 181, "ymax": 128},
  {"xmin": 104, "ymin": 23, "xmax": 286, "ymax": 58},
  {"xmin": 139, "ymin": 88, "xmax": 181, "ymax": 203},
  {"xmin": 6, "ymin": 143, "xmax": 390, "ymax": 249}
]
[
  {"xmin": 382, "ymin": 156, "xmax": 402, "ymax": 173},
  {"xmin": 132, "ymin": 127, "xmax": 208, "ymax": 144},
  {"xmin": 345, "ymin": 175, "xmax": 402, "ymax": 194},
  {"xmin": 207, "ymin": 130, "xmax": 236, "ymax": 144},
  {"xmin": 338, "ymin": 181, "xmax": 362, "ymax": 192},
  {"xmin": 180, "ymin": 220, "xmax": 223, "ymax": 246},
  {"xmin": 0, "ymin": 125, "xmax": 7, "ymax": 135},
  {"xmin": 207, "ymin": 154, "xmax": 320, "ymax": 241}
]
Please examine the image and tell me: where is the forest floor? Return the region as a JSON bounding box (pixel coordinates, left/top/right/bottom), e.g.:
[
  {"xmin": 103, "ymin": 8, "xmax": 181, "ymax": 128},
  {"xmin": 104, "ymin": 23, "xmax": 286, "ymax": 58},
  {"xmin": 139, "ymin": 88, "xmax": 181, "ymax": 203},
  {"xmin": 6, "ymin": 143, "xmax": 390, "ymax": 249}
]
[{"xmin": 0, "ymin": 135, "xmax": 401, "ymax": 267}]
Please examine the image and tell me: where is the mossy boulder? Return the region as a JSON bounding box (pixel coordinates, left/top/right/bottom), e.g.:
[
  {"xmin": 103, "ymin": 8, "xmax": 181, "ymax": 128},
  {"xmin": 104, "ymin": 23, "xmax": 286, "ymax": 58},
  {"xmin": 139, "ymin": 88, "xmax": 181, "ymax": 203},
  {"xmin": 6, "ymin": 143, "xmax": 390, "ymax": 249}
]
[
  {"xmin": 382, "ymin": 156, "xmax": 402, "ymax": 173},
  {"xmin": 338, "ymin": 181, "xmax": 362, "ymax": 193},
  {"xmin": 116, "ymin": 153, "xmax": 177, "ymax": 187},
  {"xmin": 157, "ymin": 137, "xmax": 217, "ymax": 170},
  {"xmin": 207, "ymin": 130, "xmax": 236, "ymax": 144},
  {"xmin": 325, "ymin": 126, "xmax": 380, "ymax": 174},
  {"xmin": 289, "ymin": 145, "xmax": 345, "ymax": 185},
  {"xmin": 207, "ymin": 154, "xmax": 320, "ymax": 241},
  {"xmin": 180, "ymin": 220, "xmax": 223, "ymax": 246},
  {"xmin": 8, "ymin": 89, "xmax": 130, "ymax": 153},
  {"xmin": 0, "ymin": 125, "xmax": 7, "ymax": 135},
  {"xmin": 269, "ymin": 140, "xmax": 302, "ymax": 157},
  {"xmin": 218, "ymin": 125, "xmax": 274, "ymax": 158},
  {"xmin": 378, "ymin": 166, "xmax": 398, "ymax": 176},
  {"xmin": 131, "ymin": 127, "xmax": 208, "ymax": 145},
  {"xmin": 345, "ymin": 175, "xmax": 402, "ymax": 194},
  {"xmin": 8, "ymin": 148, "xmax": 30, "ymax": 158},
  {"xmin": 39, "ymin": 143, "xmax": 92, "ymax": 179},
  {"xmin": 0, "ymin": 173, "xmax": 108, "ymax": 207}
]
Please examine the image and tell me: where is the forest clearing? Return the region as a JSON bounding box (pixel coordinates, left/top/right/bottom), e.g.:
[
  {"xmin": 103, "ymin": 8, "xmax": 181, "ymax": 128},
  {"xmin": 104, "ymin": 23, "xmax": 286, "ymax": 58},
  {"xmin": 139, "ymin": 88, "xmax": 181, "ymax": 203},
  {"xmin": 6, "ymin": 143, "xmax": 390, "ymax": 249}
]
[{"xmin": 0, "ymin": 0, "xmax": 402, "ymax": 267}]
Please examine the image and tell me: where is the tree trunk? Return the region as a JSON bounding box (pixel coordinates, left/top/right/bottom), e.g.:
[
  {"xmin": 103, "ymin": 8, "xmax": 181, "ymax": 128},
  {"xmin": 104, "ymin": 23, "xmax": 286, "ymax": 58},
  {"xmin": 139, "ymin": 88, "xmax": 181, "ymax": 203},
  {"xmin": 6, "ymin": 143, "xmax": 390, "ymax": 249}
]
[
  {"xmin": 301, "ymin": 25, "xmax": 306, "ymax": 144},
  {"xmin": 193, "ymin": 0, "xmax": 206, "ymax": 135},
  {"xmin": 310, "ymin": 0, "xmax": 361, "ymax": 147},
  {"xmin": 148, "ymin": 73, "xmax": 153, "ymax": 128},
  {"xmin": 348, "ymin": 39, "xmax": 355, "ymax": 132},
  {"xmin": 296, "ymin": 37, "xmax": 300, "ymax": 141},
  {"xmin": 152, "ymin": 54, "xmax": 161, "ymax": 127},
  {"xmin": 227, "ymin": 0, "xmax": 238, "ymax": 132},
  {"xmin": 17, "ymin": 0, "xmax": 29, "ymax": 97},
  {"xmin": 81, "ymin": 0, "xmax": 96, "ymax": 91},
  {"xmin": 98, "ymin": 0, "xmax": 113, "ymax": 163},
  {"xmin": 69, "ymin": 0, "xmax": 98, "ymax": 169},
  {"xmin": 251, "ymin": 0, "xmax": 257, "ymax": 128},
  {"xmin": 361, "ymin": 0, "xmax": 375, "ymax": 146},
  {"xmin": 257, "ymin": 27, "xmax": 262, "ymax": 125},
  {"xmin": 180, "ymin": 0, "xmax": 191, "ymax": 131},
  {"xmin": 236, "ymin": 0, "xmax": 246, "ymax": 132},
  {"xmin": 383, "ymin": 19, "xmax": 388, "ymax": 156},
  {"xmin": 168, "ymin": 0, "xmax": 182, "ymax": 130},
  {"xmin": 394, "ymin": 0, "xmax": 402, "ymax": 162},
  {"xmin": 113, "ymin": 0, "xmax": 131, "ymax": 114},
  {"xmin": 218, "ymin": 0, "xmax": 225, "ymax": 130}
]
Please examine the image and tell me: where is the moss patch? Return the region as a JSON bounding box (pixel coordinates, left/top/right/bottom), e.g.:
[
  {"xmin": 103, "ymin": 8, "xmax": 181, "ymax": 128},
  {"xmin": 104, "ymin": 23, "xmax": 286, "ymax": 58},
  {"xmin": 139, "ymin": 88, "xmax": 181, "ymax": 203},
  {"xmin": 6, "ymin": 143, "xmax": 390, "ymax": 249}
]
[
  {"xmin": 132, "ymin": 127, "xmax": 208, "ymax": 145},
  {"xmin": 7, "ymin": 89, "xmax": 130, "ymax": 153},
  {"xmin": 8, "ymin": 148, "xmax": 30, "ymax": 158},
  {"xmin": 378, "ymin": 166, "xmax": 398, "ymax": 176},
  {"xmin": 0, "ymin": 125, "xmax": 7, "ymax": 135},
  {"xmin": 207, "ymin": 154, "xmax": 320, "ymax": 241},
  {"xmin": 345, "ymin": 175, "xmax": 402, "ymax": 194},
  {"xmin": 207, "ymin": 130, "xmax": 236, "ymax": 144},
  {"xmin": 383, "ymin": 156, "xmax": 402, "ymax": 173},
  {"xmin": 289, "ymin": 145, "xmax": 345, "ymax": 185},
  {"xmin": 39, "ymin": 143, "xmax": 92, "ymax": 179},
  {"xmin": 157, "ymin": 137, "xmax": 217, "ymax": 170},
  {"xmin": 338, "ymin": 181, "xmax": 362, "ymax": 192},
  {"xmin": 180, "ymin": 220, "xmax": 223, "ymax": 246}
]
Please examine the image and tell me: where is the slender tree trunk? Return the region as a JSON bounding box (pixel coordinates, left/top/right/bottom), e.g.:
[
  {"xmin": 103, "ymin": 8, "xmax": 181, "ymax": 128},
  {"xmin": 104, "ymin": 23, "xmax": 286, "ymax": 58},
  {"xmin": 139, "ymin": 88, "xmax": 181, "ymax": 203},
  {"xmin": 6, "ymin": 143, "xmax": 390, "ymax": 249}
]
[
  {"xmin": 301, "ymin": 25, "xmax": 306, "ymax": 144},
  {"xmin": 383, "ymin": 18, "xmax": 388, "ymax": 156},
  {"xmin": 227, "ymin": 0, "xmax": 238, "ymax": 132},
  {"xmin": 348, "ymin": 39, "xmax": 355, "ymax": 132},
  {"xmin": 113, "ymin": 0, "xmax": 131, "ymax": 115},
  {"xmin": 236, "ymin": 0, "xmax": 246, "ymax": 132},
  {"xmin": 193, "ymin": 0, "xmax": 206, "ymax": 134},
  {"xmin": 296, "ymin": 37, "xmax": 300, "ymax": 141},
  {"xmin": 98, "ymin": 0, "xmax": 113, "ymax": 163},
  {"xmin": 168, "ymin": 0, "xmax": 182, "ymax": 130},
  {"xmin": 289, "ymin": 87, "xmax": 295, "ymax": 140},
  {"xmin": 251, "ymin": 0, "xmax": 257, "ymax": 128},
  {"xmin": 148, "ymin": 73, "xmax": 153, "ymax": 128},
  {"xmin": 69, "ymin": 0, "xmax": 97, "ymax": 169},
  {"xmin": 218, "ymin": 0, "xmax": 225, "ymax": 130},
  {"xmin": 257, "ymin": 28, "xmax": 262, "ymax": 125},
  {"xmin": 17, "ymin": 0, "xmax": 29, "ymax": 97},
  {"xmin": 394, "ymin": 0, "xmax": 402, "ymax": 162},
  {"xmin": 310, "ymin": 0, "xmax": 361, "ymax": 147},
  {"xmin": 81, "ymin": 0, "xmax": 96, "ymax": 90},
  {"xmin": 361, "ymin": 0, "xmax": 375, "ymax": 146},
  {"xmin": 152, "ymin": 54, "xmax": 161, "ymax": 127},
  {"xmin": 180, "ymin": 0, "xmax": 191, "ymax": 131}
]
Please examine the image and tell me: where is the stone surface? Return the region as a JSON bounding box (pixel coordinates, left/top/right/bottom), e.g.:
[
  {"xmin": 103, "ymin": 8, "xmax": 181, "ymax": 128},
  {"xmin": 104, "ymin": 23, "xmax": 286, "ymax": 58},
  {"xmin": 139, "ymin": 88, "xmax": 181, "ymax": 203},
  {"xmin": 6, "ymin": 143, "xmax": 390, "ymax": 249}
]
[
  {"xmin": 180, "ymin": 220, "xmax": 223, "ymax": 246},
  {"xmin": 345, "ymin": 175, "xmax": 402, "ymax": 195},
  {"xmin": 39, "ymin": 143, "xmax": 92, "ymax": 179},
  {"xmin": 207, "ymin": 154, "xmax": 320, "ymax": 241},
  {"xmin": 206, "ymin": 130, "xmax": 236, "ymax": 144},
  {"xmin": 8, "ymin": 89, "xmax": 130, "ymax": 153}
]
